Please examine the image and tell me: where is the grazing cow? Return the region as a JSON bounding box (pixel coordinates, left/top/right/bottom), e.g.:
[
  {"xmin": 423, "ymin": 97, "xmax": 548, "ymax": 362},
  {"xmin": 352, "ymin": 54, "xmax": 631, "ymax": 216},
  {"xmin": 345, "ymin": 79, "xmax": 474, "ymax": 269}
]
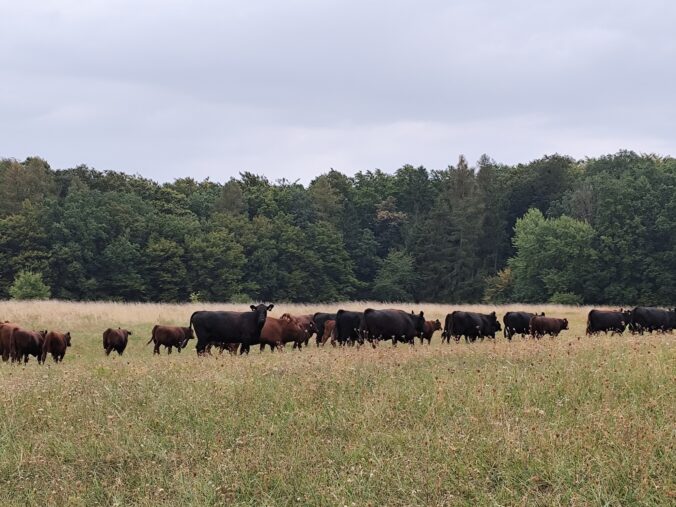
[
  {"xmin": 0, "ymin": 322, "xmax": 20, "ymax": 362},
  {"xmin": 103, "ymin": 328, "xmax": 133, "ymax": 356},
  {"xmin": 334, "ymin": 310, "xmax": 364, "ymax": 346},
  {"xmin": 280, "ymin": 313, "xmax": 317, "ymax": 347},
  {"xmin": 503, "ymin": 312, "xmax": 544, "ymax": 340},
  {"xmin": 442, "ymin": 311, "xmax": 501, "ymax": 343},
  {"xmin": 146, "ymin": 325, "xmax": 194, "ymax": 354},
  {"xmin": 320, "ymin": 320, "xmax": 336, "ymax": 346},
  {"xmin": 420, "ymin": 319, "xmax": 441, "ymax": 345},
  {"xmin": 312, "ymin": 313, "xmax": 337, "ymax": 347},
  {"xmin": 41, "ymin": 331, "xmax": 71, "ymax": 363},
  {"xmin": 530, "ymin": 316, "xmax": 568, "ymax": 338},
  {"xmin": 586, "ymin": 309, "xmax": 632, "ymax": 336},
  {"xmin": 190, "ymin": 304, "xmax": 274, "ymax": 355},
  {"xmin": 629, "ymin": 307, "xmax": 676, "ymax": 334},
  {"xmin": 259, "ymin": 316, "xmax": 308, "ymax": 352},
  {"xmin": 11, "ymin": 328, "xmax": 47, "ymax": 364},
  {"xmin": 360, "ymin": 309, "xmax": 425, "ymax": 346}
]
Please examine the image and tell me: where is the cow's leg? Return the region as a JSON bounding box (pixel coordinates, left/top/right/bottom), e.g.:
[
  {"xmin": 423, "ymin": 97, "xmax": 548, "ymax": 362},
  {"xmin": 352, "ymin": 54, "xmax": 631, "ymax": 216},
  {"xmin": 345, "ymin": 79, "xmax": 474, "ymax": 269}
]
[
  {"xmin": 105, "ymin": 347, "xmax": 111, "ymax": 356},
  {"xmin": 153, "ymin": 343, "xmax": 160, "ymax": 355},
  {"xmin": 167, "ymin": 346, "xmax": 172, "ymax": 354}
]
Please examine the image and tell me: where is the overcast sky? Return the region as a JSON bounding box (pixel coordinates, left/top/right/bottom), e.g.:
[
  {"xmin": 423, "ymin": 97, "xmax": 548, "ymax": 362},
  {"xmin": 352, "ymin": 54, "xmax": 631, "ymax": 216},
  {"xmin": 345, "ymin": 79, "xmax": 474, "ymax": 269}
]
[{"xmin": 1, "ymin": 0, "xmax": 675, "ymax": 183}]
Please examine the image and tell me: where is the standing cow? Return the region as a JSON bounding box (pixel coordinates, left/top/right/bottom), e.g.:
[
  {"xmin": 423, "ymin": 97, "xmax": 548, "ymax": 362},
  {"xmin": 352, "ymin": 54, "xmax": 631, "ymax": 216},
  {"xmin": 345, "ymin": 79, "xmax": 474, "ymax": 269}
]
[
  {"xmin": 0, "ymin": 322, "xmax": 20, "ymax": 362},
  {"xmin": 259, "ymin": 316, "xmax": 308, "ymax": 352},
  {"xmin": 11, "ymin": 328, "xmax": 48, "ymax": 364},
  {"xmin": 360, "ymin": 309, "xmax": 425, "ymax": 347},
  {"xmin": 530, "ymin": 316, "xmax": 568, "ymax": 338},
  {"xmin": 280, "ymin": 313, "xmax": 317, "ymax": 347},
  {"xmin": 334, "ymin": 310, "xmax": 364, "ymax": 346},
  {"xmin": 629, "ymin": 307, "xmax": 676, "ymax": 334},
  {"xmin": 312, "ymin": 313, "xmax": 337, "ymax": 347},
  {"xmin": 41, "ymin": 331, "xmax": 72, "ymax": 363},
  {"xmin": 419, "ymin": 319, "xmax": 441, "ymax": 345},
  {"xmin": 586, "ymin": 309, "xmax": 632, "ymax": 336},
  {"xmin": 190, "ymin": 304, "xmax": 274, "ymax": 355},
  {"xmin": 442, "ymin": 311, "xmax": 501, "ymax": 343},
  {"xmin": 146, "ymin": 325, "xmax": 194, "ymax": 354},
  {"xmin": 503, "ymin": 312, "xmax": 544, "ymax": 340},
  {"xmin": 320, "ymin": 320, "xmax": 336, "ymax": 346},
  {"xmin": 103, "ymin": 328, "xmax": 133, "ymax": 356}
]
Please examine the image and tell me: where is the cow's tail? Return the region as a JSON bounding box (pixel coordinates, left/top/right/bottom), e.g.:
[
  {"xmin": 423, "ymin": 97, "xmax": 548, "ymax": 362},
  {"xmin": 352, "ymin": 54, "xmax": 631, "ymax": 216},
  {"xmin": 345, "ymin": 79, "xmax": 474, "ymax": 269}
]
[
  {"xmin": 585, "ymin": 316, "xmax": 592, "ymax": 336},
  {"xmin": 146, "ymin": 325, "xmax": 158, "ymax": 345}
]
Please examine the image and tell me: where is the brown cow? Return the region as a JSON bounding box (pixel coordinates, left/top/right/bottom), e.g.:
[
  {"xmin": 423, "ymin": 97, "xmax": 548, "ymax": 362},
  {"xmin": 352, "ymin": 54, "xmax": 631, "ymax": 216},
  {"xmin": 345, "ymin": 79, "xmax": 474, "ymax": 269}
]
[
  {"xmin": 41, "ymin": 331, "xmax": 72, "ymax": 363},
  {"xmin": 320, "ymin": 319, "xmax": 336, "ymax": 346},
  {"xmin": 259, "ymin": 316, "xmax": 307, "ymax": 352},
  {"xmin": 103, "ymin": 328, "xmax": 132, "ymax": 356},
  {"xmin": 11, "ymin": 328, "xmax": 47, "ymax": 364},
  {"xmin": 530, "ymin": 316, "xmax": 569, "ymax": 339},
  {"xmin": 146, "ymin": 325, "xmax": 193, "ymax": 355},
  {"xmin": 280, "ymin": 313, "xmax": 317, "ymax": 347},
  {"xmin": 420, "ymin": 319, "xmax": 442, "ymax": 345},
  {"xmin": 0, "ymin": 322, "xmax": 20, "ymax": 362}
]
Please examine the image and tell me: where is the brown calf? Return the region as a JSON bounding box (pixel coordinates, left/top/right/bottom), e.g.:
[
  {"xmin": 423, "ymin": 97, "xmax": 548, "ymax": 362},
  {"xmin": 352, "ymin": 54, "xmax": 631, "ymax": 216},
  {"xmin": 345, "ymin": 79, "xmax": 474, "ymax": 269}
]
[
  {"xmin": 42, "ymin": 331, "xmax": 72, "ymax": 363},
  {"xmin": 420, "ymin": 319, "xmax": 442, "ymax": 345},
  {"xmin": 146, "ymin": 325, "xmax": 193, "ymax": 355},
  {"xmin": 103, "ymin": 328, "xmax": 132, "ymax": 356},
  {"xmin": 530, "ymin": 316, "xmax": 569, "ymax": 339}
]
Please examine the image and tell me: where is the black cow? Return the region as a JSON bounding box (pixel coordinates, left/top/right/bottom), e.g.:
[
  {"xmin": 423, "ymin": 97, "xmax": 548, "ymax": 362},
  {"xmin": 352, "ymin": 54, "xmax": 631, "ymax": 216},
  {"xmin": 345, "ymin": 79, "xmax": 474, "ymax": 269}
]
[
  {"xmin": 630, "ymin": 307, "xmax": 676, "ymax": 334},
  {"xmin": 312, "ymin": 312, "xmax": 337, "ymax": 347},
  {"xmin": 442, "ymin": 311, "xmax": 501, "ymax": 343},
  {"xmin": 190, "ymin": 304, "xmax": 274, "ymax": 355},
  {"xmin": 334, "ymin": 310, "xmax": 363, "ymax": 346},
  {"xmin": 586, "ymin": 309, "xmax": 632, "ymax": 336},
  {"xmin": 503, "ymin": 312, "xmax": 544, "ymax": 340},
  {"xmin": 360, "ymin": 309, "xmax": 425, "ymax": 347}
]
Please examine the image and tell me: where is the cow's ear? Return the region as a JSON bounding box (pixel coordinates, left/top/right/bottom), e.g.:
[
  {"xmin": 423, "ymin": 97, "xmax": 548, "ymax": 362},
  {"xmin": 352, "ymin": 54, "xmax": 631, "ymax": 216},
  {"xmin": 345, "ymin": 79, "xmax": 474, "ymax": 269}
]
[
  {"xmin": 419, "ymin": 311, "xmax": 424, "ymax": 318},
  {"xmin": 250, "ymin": 305, "xmax": 257, "ymax": 311},
  {"xmin": 491, "ymin": 311, "xmax": 496, "ymax": 316},
  {"xmin": 267, "ymin": 304, "xmax": 275, "ymax": 311},
  {"xmin": 128, "ymin": 330, "xmax": 133, "ymax": 335}
]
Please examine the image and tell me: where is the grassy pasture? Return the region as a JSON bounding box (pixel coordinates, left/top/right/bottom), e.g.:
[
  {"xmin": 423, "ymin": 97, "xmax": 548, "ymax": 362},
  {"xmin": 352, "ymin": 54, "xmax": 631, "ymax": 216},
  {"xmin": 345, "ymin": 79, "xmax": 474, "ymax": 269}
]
[{"xmin": 0, "ymin": 301, "xmax": 674, "ymax": 506}]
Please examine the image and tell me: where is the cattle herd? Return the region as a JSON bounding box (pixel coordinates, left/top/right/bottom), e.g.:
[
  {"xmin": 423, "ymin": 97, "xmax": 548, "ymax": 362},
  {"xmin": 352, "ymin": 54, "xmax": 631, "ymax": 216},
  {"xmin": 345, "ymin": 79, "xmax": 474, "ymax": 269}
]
[{"xmin": 0, "ymin": 305, "xmax": 673, "ymax": 364}]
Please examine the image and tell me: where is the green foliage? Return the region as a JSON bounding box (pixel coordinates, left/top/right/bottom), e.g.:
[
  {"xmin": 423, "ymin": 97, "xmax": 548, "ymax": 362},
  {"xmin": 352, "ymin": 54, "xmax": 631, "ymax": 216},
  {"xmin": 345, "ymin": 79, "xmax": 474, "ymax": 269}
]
[
  {"xmin": 9, "ymin": 270, "xmax": 51, "ymax": 300},
  {"xmin": 549, "ymin": 292, "xmax": 583, "ymax": 305},
  {"xmin": 0, "ymin": 152, "xmax": 673, "ymax": 303},
  {"xmin": 508, "ymin": 209, "xmax": 599, "ymax": 303},
  {"xmin": 372, "ymin": 250, "xmax": 415, "ymax": 301}
]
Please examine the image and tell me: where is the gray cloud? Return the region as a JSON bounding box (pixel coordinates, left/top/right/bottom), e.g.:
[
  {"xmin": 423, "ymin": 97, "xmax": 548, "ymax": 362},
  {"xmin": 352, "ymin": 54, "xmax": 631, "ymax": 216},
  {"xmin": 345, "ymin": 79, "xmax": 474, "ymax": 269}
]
[{"xmin": 1, "ymin": 0, "xmax": 674, "ymax": 182}]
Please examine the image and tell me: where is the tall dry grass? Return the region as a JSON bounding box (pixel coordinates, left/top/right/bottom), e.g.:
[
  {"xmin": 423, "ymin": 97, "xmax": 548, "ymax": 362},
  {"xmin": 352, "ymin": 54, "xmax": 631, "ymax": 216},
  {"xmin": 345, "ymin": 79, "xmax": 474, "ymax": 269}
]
[{"xmin": 0, "ymin": 301, "xmax": 673, "ymax": 506}]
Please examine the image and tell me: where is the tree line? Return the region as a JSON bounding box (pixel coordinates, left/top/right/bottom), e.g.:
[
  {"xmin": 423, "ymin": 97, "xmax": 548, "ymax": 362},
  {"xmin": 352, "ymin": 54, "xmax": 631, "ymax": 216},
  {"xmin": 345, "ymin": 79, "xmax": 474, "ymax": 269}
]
[{"xmin": 0, "ymin": 151, "xmax": 674, "ymax": 304}]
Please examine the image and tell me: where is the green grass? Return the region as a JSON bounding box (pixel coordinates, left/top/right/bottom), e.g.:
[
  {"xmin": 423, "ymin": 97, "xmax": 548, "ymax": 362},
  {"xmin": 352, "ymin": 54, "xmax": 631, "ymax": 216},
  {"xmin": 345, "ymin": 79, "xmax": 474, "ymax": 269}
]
[{"xmin": 0, "ymin": 302, "xmax": 674, "ymax": 506}]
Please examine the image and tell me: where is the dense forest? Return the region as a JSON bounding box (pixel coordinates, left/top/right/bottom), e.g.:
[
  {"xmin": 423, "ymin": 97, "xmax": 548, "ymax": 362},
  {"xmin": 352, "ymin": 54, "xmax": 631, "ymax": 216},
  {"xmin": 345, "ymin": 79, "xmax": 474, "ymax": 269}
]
[{"xmin": 0, "ymin": 152, "xmax": 674, "ymax": 304}]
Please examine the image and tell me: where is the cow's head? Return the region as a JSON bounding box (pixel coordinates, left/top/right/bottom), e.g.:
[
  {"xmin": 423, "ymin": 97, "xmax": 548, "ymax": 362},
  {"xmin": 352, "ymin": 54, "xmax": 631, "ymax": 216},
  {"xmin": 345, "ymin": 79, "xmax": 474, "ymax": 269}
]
[
  {"xmin": 411, "ymin": 310, "xmax": 425, "ymax": 334},
  {"xmin": 489, "ymin": 312, "xmax": 502, "ymax": 332},
  {"xmin": 65, "ymin": 332, "xmax": 72, "ymax": 347},
  {"xmin": 251, "ymin": 304, "xmax": 274, "ymax": 326},
  {"xmin": 561, "ymin": 318, "xmax": 569, "ymax": 330},
  {"xmin": 433, "ymin": 319, "xmax": 442, "ymax": 331}
]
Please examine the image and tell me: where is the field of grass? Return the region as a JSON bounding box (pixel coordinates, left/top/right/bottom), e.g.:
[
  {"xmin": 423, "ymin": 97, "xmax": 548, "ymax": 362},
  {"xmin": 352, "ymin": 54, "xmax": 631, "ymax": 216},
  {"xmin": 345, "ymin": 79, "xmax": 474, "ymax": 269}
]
[{"xmin": 0, "ymin": 301, "xmax": 674, "ymax": 506}]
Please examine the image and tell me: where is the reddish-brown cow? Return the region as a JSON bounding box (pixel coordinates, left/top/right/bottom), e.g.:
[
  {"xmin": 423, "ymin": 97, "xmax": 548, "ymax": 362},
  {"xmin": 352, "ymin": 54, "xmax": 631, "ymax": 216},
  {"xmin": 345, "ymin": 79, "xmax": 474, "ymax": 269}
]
[
  {"xmin": 0, "ymin": 322, "xmax": 20, "ymax": 362},
  {"xmin": 11, "ymin": 328, "xmax": 47, "ymax": 364},
  {"xmin": 320, "ymin": 319, "xmax": 336, "ymax": 346},
  {"xmin": 42, "ymin": 331, "xmax": 72, "ymax": 363},
  {"xmin": 259, "ymin": 316, "xmax": 307, "ymax": 352},
  {"xmin": 146, "ymin": 325, "xmax": 193, "ymax": 355},
  {"xmin": 420, "ymin": 319, "xmax": 442, "ymax": 345},
  {"xmin": 280, "ymin": 313, "xmax": 317, "ymax": 346},
  {"xmin": 103, "ymin": 328, "xmax": 132, "ymax": 356},
  {"xmin": 530, "ymin": 316, "xmax": 569, "ymax": 339}
]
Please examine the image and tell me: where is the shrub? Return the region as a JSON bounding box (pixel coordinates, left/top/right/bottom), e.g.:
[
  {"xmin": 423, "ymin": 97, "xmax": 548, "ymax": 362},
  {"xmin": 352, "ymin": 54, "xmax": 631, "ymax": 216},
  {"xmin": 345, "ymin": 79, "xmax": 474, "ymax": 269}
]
[{"xmin": 9, "ymin": 271, "xmax": 51, "ymax": 300}]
